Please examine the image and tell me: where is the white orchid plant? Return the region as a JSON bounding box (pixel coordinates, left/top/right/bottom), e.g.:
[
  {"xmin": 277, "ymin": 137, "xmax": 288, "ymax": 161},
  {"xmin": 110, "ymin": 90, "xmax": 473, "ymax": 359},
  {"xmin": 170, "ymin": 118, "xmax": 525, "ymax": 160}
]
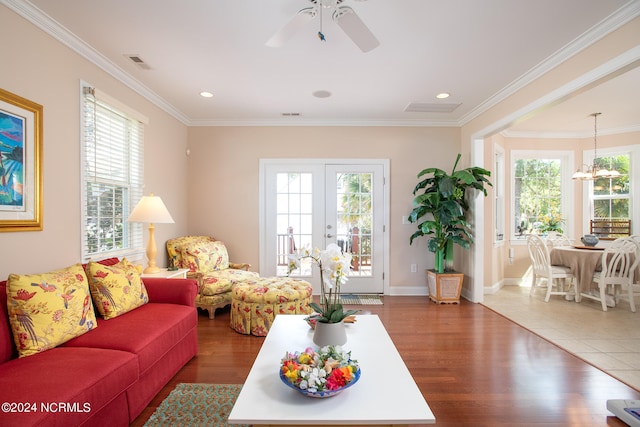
[{"xmin": 288, "ymin": 243, "xmax": 358, "ymax": 323}]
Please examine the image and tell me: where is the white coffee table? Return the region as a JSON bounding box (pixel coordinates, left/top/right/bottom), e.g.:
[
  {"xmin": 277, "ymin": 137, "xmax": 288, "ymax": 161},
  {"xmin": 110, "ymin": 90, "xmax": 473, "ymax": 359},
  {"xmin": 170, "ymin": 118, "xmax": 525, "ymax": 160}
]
[{"xmin": 228, "ymin": 314, "xmax": 435, "ymax": 426}]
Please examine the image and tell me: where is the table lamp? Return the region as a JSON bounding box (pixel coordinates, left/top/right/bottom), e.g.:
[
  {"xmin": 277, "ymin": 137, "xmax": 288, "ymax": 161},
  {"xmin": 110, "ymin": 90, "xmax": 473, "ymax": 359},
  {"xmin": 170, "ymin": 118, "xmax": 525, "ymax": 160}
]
[{"xmin": 127, "ymin": 193, "xmax": 174, "ymax": 274}]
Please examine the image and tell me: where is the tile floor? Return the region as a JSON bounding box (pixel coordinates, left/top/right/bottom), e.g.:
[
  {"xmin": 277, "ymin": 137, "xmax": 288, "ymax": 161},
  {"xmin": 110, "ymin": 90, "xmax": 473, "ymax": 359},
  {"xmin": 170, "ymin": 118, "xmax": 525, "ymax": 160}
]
[{"xmin": 482, "ymin": 285, "xmax": 640, "ymax": 392}]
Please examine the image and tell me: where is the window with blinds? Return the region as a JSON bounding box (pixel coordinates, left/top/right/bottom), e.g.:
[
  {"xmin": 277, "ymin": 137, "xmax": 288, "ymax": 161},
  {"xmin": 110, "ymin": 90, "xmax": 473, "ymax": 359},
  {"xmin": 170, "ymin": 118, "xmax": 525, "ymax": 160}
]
[{"xmin": 81, "ymin": 83, "xmax": 144, "ymax": 261}]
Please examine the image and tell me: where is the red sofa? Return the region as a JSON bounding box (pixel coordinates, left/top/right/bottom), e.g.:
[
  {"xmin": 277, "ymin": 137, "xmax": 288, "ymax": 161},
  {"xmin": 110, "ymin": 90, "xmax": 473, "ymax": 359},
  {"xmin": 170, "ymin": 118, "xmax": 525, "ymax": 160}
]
[{"xmin": 0, "ymin": 276, "xmax": 198, "ymax": 427}]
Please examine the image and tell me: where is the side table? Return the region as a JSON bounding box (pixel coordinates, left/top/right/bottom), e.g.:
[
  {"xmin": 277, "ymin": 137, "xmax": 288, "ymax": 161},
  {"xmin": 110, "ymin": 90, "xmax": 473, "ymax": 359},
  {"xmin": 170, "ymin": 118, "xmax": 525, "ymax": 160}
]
[{"xmin": 141, "ymin": 268, "xmax": 189, "ymax": 279}]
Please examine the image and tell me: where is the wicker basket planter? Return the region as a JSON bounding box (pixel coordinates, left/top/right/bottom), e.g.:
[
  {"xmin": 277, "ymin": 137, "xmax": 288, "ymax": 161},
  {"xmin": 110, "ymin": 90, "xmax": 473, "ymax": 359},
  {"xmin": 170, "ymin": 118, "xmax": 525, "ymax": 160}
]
[{"xmin": 426, "ymin": 269, "xmax": 463, "ymax": 304}]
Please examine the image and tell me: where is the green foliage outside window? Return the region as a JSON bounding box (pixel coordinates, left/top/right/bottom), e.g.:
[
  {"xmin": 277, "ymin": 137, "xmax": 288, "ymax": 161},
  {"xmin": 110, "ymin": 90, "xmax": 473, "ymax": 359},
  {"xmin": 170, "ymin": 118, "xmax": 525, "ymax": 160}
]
[
  {"xmin": 514, "ymin": 158, "xmax": 562, "ymax": 236},
  {"xmin": 592, "ymin": 154, "xmax": 630, "ymax": 219},
  {"xmin": 339, "ymin": 173, "xmax": 372, "ymax": 234}
]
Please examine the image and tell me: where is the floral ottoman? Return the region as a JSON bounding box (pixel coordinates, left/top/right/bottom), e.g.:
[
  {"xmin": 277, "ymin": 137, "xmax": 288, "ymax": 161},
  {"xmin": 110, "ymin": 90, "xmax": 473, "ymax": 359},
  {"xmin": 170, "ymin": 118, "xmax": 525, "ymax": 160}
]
[{"xmin": 230, "ymin": 277, "xmax": 313, "ymax": 336}]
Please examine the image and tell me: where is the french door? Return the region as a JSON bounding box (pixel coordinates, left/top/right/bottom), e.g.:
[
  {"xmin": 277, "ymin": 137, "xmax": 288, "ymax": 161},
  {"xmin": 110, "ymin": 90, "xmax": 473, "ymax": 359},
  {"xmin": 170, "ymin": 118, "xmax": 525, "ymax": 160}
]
[{"xmin": 260, "ymin": 160, "xmax": 388, "ymax": 295}]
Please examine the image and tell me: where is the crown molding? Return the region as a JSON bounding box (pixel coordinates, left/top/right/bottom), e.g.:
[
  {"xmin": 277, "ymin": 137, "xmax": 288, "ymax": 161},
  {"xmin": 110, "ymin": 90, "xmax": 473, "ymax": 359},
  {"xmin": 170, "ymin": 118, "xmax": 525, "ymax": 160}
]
[
  {"xmin": 502, "ymin": 123, "xmax": 640, "ymax": 139},
  {"xmin": 4, "ymin": 0, "xmax": 639, "ymax": 128},
  {"xmin": 458, "ymin": 0, "xmax": 640, "ymax": 127},
  {"xmin": 187, "ymin": 118, "xmax": 460, "ymax": 127}
]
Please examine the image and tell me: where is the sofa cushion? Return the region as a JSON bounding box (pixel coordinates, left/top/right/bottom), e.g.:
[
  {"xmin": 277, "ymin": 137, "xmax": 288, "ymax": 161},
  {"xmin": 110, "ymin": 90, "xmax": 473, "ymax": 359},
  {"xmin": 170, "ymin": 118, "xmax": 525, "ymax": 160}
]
[
  {"xmin": 86, "ymin": 258, "xmax": 148, "ymax": 319},
  {"xmin": 6, "ymin": 263, "xmax": 98, "ymax": 358},
  {"xmin": 62, "ymin": 302, "xmax": 196, "ymax": 375},
  {"xmin": 0, "ymin": 346, "xmax": 138, "ymax": 427},
  {"xmin": 182, "ymin": 240, "xmax": 230, "ymax": 273}
]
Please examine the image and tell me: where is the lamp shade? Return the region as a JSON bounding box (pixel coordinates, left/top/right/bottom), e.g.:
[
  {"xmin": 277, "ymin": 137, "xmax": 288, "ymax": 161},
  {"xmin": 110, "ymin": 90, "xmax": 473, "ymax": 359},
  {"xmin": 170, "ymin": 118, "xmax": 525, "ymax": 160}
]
[{"xmin": 127, "ymin": 193, "xmax": 174, "ymax": 224}]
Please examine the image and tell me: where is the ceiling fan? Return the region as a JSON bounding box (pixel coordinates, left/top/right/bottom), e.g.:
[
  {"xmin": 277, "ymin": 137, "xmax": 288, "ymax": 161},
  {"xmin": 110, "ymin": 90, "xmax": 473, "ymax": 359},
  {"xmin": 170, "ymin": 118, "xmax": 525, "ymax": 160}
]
[{"xmin": 266, "ymin": 0, "xmax": 380, "ymax": 53}]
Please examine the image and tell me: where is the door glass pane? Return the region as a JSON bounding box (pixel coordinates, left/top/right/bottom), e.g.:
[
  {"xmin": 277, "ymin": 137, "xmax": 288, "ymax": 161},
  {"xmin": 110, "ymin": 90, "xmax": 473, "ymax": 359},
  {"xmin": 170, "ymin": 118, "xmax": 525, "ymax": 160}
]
[
  {"xmin": 276, "ymin": 172, "xmax": 313, "ymax": 276},
  {"xmin": 336, "ymin": 173, "xmax": 372, "ymax": 277}
]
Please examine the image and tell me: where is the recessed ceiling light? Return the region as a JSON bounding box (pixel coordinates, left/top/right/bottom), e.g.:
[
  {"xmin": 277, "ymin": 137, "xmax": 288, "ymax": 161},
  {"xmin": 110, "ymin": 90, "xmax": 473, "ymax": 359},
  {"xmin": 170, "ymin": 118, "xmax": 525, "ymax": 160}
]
[
  {"xmin": 313, "ymin": 90, "xmax": 332, "ymax": 98},
  {"xmin": 200, "ymin": 91, "xmax": 214, "ymax": 98},
  {"xmin": 436, "ymin": 92, "xmax": 450, "ymax": 99}
]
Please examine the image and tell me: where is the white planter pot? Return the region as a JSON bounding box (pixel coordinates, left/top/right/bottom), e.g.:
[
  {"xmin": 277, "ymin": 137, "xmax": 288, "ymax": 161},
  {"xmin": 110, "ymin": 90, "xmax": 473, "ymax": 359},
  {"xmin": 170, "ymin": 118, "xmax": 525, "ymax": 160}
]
[{"xmin": 313, "ymin": 321, "xmax": 347, "ymax": 347}]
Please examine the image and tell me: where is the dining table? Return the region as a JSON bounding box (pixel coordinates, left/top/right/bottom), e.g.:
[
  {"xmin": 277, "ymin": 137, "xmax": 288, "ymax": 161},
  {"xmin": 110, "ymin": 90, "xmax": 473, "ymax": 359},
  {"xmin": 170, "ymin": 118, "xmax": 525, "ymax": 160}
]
[{"xmin": 550, "ymin": 245, "xmax": 605, "ymax": 301}]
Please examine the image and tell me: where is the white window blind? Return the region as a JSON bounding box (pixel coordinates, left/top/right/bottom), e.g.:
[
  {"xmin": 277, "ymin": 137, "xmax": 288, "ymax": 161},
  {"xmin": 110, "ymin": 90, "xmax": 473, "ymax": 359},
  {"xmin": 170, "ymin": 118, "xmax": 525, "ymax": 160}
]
[{"xmin": 81, "ymin": 83, "xmax": 144, "ymax": 261}]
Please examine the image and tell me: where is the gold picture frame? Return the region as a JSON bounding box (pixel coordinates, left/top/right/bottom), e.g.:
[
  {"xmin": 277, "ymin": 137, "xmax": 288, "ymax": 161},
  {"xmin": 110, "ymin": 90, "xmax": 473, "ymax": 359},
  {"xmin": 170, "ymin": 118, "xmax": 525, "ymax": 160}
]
[{"xmin": 0, "ymin": 88, "xmax": 43, "ymax": 232}]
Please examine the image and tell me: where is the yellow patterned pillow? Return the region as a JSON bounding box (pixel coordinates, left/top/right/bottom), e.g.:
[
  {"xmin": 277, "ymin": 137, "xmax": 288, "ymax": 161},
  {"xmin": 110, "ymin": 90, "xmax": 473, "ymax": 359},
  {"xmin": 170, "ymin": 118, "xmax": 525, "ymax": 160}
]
[
  {"xmin": 182, "ymin": 240, "xmax": 230, "ymax": 273},
  {"xmin": 86, "ymin": 258, "xmax": 149, "ymax": 319},
  {"xmin": 6, "ymin": 263, "xmax": 98, "ymax": 358}
]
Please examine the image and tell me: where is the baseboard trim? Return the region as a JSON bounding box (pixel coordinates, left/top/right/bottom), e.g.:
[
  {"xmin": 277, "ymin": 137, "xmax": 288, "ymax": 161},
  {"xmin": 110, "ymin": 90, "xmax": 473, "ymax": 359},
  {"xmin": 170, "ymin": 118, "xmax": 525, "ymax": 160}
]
[{"xmin": 387, "ymin": 286, "xmax": 429, "ymax": 296}]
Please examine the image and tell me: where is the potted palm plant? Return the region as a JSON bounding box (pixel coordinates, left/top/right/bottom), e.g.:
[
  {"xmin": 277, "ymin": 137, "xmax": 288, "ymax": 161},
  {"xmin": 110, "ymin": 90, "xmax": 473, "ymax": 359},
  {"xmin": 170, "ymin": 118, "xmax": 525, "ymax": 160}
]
[{"xmin": 408, "ymin": 153, "xmax": 492, "ymax": 303}]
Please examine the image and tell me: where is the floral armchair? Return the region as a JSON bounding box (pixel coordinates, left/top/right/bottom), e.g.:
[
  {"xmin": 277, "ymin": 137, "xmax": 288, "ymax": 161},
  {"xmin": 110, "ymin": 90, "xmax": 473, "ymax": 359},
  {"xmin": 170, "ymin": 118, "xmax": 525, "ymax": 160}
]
[{"xmin": 166, "ymin": 235, "xmax": 259, "ymax": 319}]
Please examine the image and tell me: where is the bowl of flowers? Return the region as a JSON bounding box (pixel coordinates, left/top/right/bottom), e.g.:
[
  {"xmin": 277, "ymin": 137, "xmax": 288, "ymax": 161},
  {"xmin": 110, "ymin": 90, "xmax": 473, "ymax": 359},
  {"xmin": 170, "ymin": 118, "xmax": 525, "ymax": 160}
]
[{"xmin": 280, "ymin": 345, "xmax": 360, "ymax": 398}]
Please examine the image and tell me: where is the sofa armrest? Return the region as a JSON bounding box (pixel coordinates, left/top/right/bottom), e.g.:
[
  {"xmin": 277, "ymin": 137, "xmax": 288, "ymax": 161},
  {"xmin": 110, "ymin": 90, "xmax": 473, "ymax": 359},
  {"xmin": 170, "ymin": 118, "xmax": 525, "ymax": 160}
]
[{"xmin": 141, "ymin": 278, "xmax": 197, "ymax": 307}]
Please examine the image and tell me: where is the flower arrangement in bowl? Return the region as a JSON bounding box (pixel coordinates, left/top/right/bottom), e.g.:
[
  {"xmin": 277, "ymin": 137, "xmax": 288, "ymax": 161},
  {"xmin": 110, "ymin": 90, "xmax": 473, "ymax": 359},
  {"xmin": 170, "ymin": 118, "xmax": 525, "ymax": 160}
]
[
  {"xmin": 280, "ymin": 345, "xmax": 361, "ymax": 398},
  {"xmin": 288, "ymin": 244, "xmax": 359, "ymax": 324}
]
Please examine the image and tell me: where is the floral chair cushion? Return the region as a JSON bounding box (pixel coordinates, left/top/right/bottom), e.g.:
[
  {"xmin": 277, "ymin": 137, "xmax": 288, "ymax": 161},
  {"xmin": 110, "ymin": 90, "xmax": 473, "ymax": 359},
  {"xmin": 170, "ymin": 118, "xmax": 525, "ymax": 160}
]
[
  {"xmin": 166, "ymin": 235, "xmax": 258, "ymax": 299},
  {"xmin": 201, "ymin": 269, "xmax": 259, "ymax": 296},
  {"xmin": 182, "ymin": 240, "xmax": 230, "ymax": 273},
  {"xmin": 166, "ymin": 235, "xmax": 215, "ymax": 270}
]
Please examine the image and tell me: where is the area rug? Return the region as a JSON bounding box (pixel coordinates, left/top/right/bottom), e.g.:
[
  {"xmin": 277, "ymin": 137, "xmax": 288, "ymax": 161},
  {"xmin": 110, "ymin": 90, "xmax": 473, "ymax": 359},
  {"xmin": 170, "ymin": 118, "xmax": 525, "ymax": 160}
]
[
  {"xmin": 144, "ymin": 383, "xmax": 248, "ymax": 427},
  {"xmin": 339, "ymin": 294, "xmax": 383, "ymax": 305}
]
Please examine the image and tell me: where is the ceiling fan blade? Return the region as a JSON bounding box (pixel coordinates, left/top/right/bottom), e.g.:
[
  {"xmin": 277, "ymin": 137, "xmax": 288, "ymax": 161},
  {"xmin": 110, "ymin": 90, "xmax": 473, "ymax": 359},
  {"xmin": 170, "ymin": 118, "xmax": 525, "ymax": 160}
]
[
  {"xmin": 333, "ymin": 6, "xmax": 379, "ymax": 52},
  {"xmin": 266, "ymin": 7, "xmax": 316, "ymax": 47}
]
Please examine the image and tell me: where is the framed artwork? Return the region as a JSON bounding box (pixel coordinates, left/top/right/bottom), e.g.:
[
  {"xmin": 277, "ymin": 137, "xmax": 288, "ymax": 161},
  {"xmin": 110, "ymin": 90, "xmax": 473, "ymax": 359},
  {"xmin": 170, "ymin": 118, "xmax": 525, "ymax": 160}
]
[{"xmin": 0, "ymin": 88, "xmax": 43, "ymax": 232}]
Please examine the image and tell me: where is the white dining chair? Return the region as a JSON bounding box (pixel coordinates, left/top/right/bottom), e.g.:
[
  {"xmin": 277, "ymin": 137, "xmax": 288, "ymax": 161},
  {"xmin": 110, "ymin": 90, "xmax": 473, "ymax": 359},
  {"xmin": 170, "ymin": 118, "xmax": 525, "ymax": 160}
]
[
  {"xmin": 619, "ymin": 235, "xmax": 640, "ymax": 312},
  {"xmin": 527, "ymin": 234, "xmax": 575, "ymax": 302},
  {"xmin": 545, "ymin": 232, "xmax": 572, "ymax": 249},
  {"xmin": 580, "ymin": 237, "xmax": 640, "ymax": 312}
]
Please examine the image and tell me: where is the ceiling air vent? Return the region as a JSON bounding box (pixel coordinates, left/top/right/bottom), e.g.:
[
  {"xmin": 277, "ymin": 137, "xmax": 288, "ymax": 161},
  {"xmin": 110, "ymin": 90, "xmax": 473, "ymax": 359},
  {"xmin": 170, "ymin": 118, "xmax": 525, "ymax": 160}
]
[
  {"xmin": 404, "ymin": 102, "xmax": 461, "ymax": 113},
  {"xmin": 125, "ymin": 54, "xmax": 152, "ymax": 70}
]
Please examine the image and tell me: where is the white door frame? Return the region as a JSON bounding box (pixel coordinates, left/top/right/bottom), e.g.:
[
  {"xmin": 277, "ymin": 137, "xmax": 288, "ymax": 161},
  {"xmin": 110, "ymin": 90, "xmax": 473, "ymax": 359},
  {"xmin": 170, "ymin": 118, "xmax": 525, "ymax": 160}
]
[{"xmin": 259, "ymin": 158, "xmax": 390, "ymax": 295}]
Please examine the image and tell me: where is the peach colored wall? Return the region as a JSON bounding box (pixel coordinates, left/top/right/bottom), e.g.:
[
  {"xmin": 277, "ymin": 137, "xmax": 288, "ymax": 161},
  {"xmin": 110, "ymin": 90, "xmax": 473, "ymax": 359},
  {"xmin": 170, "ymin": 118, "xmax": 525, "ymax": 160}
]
[
  {"xmin": 0, "ymin": 6, "xmax": 189, "ymax": 279},
  {"xmin": 186, "ymin": 126, "xmax": 461, "ymax": 292}
]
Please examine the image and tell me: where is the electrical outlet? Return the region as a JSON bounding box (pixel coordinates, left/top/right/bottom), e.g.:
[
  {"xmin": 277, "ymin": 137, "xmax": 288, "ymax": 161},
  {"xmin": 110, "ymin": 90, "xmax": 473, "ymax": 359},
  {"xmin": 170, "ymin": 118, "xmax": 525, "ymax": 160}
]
[
  {"xmin": 411, "ymin": 263, "xmax": 417, "ymax": 273},
  {"xmin": 402, "ymin": 215, "xmax": 410, "ymax": 225}
]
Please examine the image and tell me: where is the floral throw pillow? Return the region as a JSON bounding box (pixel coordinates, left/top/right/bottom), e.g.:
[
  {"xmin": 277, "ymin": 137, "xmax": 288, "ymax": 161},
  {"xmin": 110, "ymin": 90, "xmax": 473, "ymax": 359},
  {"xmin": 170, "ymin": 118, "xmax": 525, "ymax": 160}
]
[
  {"xmin": 86, "ymin": 258, "xmax": 149, "ymax": 320},
  {"xmin": 6, "ymin": 263, "xmax": 98, "ymax": 358},
  {"xmin": 182, "ymin": 241, "xmax": 230, "ymax": 273}
]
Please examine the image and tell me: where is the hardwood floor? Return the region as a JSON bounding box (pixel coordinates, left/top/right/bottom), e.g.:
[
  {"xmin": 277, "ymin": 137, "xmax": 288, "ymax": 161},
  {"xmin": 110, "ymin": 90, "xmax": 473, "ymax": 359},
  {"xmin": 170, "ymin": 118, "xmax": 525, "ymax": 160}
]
[{"xmin": 132, "ymin": 296, "xmax": 640, "ymax": 426}]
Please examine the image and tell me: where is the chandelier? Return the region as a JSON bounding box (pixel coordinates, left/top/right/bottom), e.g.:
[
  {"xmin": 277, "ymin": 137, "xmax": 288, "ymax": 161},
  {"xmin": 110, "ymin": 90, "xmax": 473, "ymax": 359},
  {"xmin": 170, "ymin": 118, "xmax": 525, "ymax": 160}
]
[{"xmin": 572, "ymin": 112, "xmax": 619, "ymax": 180}]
